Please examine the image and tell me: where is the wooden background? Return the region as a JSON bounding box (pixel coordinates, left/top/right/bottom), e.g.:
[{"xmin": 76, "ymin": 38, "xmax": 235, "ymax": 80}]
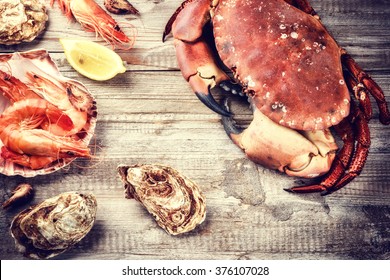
[{"xmin": 1, "ymin": 0, "xmax": 389, "ymax": 260}]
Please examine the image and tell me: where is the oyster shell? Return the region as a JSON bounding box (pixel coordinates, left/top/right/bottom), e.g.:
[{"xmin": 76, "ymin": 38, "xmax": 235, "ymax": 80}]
[
  {"xmin": 104, "ymin": 0, "xmax": 140, "ymax": 15},
  {"xmin": 0, "ymin": 0, "xmax": 48, "ymax": 45},
  {"xmin": 10, "ymin": 191, "xmax": 97, "ymax": 259},
  {"xmin": 118, "ymin": 164, "xmax": 206, "ymax": 235}
]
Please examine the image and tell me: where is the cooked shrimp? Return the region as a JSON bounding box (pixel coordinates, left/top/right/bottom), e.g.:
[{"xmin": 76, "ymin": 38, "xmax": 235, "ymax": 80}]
[
  {"xmin": 0, "ymin": 127, "xmax": 90, "ymax": 159},
  {"xmin": 51, "ymin": 0, "xmax": 136, "ymax": 50},
  {"xmin": 51, "ymin": 0, "xmax": 73, "ymax": 19},
  {"xmin": 0, "ymin": 98, "xmax": 75, "ymax": 136},
  {"xmin": 2, "ymin": 146, "xmax": 64, "ymax": 170},
  {"xmin": 26, "ymin": 72, "xmax": 93, "ymax": 136},
  {"xmin": 0, "ymin": 99, "xmax": 90, "ymax": 169},
  {"xmin": 1, "ymin": 49, "xmax": 96, "ymax": 137},
  {"xmin": 0, "ymin": 70, "xmax": 82, "ymax": 136},
  {"xmin": 0, "ymin": 50, "xmax": 96, "ymax": 174}
]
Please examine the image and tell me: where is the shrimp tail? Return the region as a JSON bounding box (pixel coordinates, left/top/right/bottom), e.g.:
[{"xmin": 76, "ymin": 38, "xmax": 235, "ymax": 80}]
[{"xmin": 50, "ymin": 0, "xmax": 73, "ymax": 20}]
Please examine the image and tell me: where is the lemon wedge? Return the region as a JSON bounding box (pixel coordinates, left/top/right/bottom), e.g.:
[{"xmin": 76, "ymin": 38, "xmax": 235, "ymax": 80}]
[{"xmin": 60, "ymin": 39, "xmax": 126, "ymax": 81}]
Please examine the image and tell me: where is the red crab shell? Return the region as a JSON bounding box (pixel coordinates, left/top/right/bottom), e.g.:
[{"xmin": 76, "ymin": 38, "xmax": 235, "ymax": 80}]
[
  {"xmin": 164, "ymin": 0, "xmax": 390, "ymax": 194},
  {"xmin": 212, "ymin": 0, "xmax": 350, "ymax": 131}
]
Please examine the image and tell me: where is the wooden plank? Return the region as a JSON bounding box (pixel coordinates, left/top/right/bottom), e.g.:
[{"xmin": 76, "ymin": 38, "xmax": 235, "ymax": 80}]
[{"xmin": 0, "ymin": 0, "xmax": 389, "ymax": 260}]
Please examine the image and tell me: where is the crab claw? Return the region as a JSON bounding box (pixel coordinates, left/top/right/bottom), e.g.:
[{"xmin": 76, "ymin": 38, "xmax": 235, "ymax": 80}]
[
  {"xmin": 174, "ymin": 39, "xmax": 240, "ymax": 116},
  {"xmin": 190, "ymin": 73, "xmax": 232, "ymax": 117},
  {"xmin": 164, "ymin": 0, "xmax": 242, "ymax": 116},
  {"xmin": 222, "ymin": 98, "xmax": 338, "ymax": 178},
  {"xmin": 193, "ymin": 76, "xmax": 243, "ymax": 117}
]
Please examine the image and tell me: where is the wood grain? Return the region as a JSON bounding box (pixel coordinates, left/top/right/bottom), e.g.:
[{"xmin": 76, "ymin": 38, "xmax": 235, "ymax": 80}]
[{"xmin": 0, "ymin": 0, "xmax": 389, "ymax": 260}]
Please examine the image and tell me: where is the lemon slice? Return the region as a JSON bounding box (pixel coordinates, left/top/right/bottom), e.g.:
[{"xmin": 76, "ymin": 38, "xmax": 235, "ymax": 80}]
[{"xmin": 60, "ymin": 39, "xmax": 126, "ymax": 81}]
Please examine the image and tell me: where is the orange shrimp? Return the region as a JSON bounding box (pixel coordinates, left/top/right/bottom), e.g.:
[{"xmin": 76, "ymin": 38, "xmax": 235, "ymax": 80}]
[
  {"xmin": 25, "ymin": 71, "xmax": 93, "ymax": 136},
  {"xmin": 1, "ymin": 98, "xmax": 75, "ymax": 135},
  {"xmin": 0, "ymin": 128, "xmax": 90, "ymax": 159},
  {"xmin": 1, "ymin": 147, "xmax": 58, "ymax": 170},
  {"xmin": 0, "ymin": 99, "xmax": 90, "ymax": 169},
  {"xmin": 51, "ymin": 0, "xmax": 73, "ymax": 19},
  {"xmin": 0, "ymin": 70, "xmax": 41, "ymax": 103},
  {"xmin": 1, "ymin": 69, "xmax": 92, "ymax": 137},
  {"xmin": 51, "ymin": 0, "xmax": 136, "ymax": 50}
]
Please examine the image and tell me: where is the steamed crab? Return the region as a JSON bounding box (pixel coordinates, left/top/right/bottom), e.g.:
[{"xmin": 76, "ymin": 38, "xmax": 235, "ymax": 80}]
[{"xmin": 163, "ymin": 0, "xmax": 390, "ymax": 195}]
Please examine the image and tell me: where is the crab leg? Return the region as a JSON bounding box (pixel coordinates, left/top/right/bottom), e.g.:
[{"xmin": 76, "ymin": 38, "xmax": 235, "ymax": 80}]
[
  {"xmin": 284, "ymin": 0, "xmax": 318, "ymax": 18},
  {"xmin": 289, "ymin": 0, "xmax": 390, "ymax": 125},
  {"xmin": 163, "ymin": 0, "xmax": 241, "ymax": 116},
  {"xmin": 290, "ymin": 0, "xmax": 390, "ymax": 125},
  {"xmin": 344, "ymin": 70, "xmax": 373, "ymax": 121},
  {"xmin": 321, "ymin": 108, "xmax": 370, "ymax": 195},
  {"xmin": 287, "ymin": 105, "xmax": 370, "ymax": 195},
  {"xmin": 341, "ymin": 52, "xmax": 390, "ymax": 125}
]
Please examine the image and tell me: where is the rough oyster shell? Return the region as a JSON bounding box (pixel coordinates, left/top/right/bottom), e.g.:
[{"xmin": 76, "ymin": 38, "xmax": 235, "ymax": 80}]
[
  {"xmin": 104, "ymin": 0, "xmax": 140, "ymax": 15},
  {"xmin": 10, "ymin": 191, "xmax": 97, "ymax": 259},
  {"xmin": 118, "ymin": 164, "xmax": 206, "ymax": 235},
  {"xmin": 0, "ymin": 0, "xmax": 48, "ymax": 45}
]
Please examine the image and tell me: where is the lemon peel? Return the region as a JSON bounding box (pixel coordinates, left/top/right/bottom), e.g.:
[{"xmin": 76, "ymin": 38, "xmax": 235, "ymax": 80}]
[{"xmin": 60, "ymin": 39, "xmax": 126, "ymax": 81}]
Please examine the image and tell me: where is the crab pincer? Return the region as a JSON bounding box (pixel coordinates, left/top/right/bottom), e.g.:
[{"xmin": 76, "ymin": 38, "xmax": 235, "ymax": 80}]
[{"xmin": 163, "ymin": 0, "xmax": 242, "ymax": 116}]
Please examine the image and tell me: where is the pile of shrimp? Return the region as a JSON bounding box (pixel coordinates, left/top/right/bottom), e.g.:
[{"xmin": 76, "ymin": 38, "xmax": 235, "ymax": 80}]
[{"xmin": 0, "ymin": 49, "xmax": 96, "ymax": 174}]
